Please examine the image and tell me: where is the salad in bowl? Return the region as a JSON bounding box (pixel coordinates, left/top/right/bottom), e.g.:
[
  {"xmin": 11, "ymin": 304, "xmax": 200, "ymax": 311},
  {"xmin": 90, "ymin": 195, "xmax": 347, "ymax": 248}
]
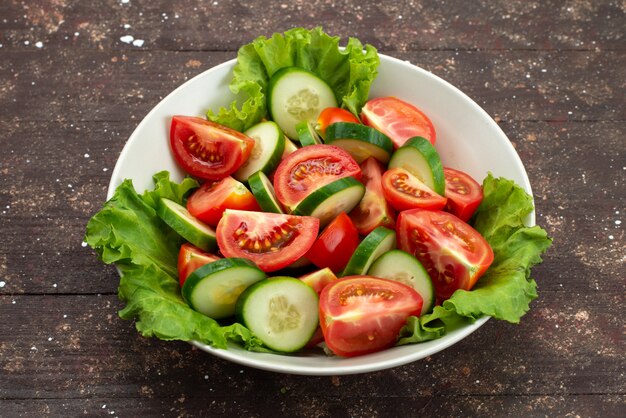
[{"xmin": 85, "ymin": 27, "xmax": 551, "ymax": 375}]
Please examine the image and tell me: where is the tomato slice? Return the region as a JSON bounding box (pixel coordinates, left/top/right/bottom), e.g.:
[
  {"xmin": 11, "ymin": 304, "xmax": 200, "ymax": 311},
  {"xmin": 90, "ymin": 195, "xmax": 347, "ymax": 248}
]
[
  {"xmin": 299, "ymin": 267, "xmax": 338, "ymax": 296},
  {"xmin": 349, "ymin": 157, "xmax": 396, "ymax": 235},
  {"xmin": 170, "ymin": 116, "xmax": 255, "ymax": 180},
  {"xmin": 317, "ymin": 107, "xmax": 360, "ymax": 137},
  {"xmin": 361, "ymin": 97, "xmax": 436, "ymax": 148},
  {"xmin": 216, "ymin": 209, "xmax": 320, "ymax": 272},
  {"xmin": 177, "ymin": 243, "xmax": 221, "ymax": 286},
  {"xmin": 305, "ymin": 212, "xmax": 360, "ymax": 273},
  {"xmin": 319, "ymin": 276, "xmax": 423, "ymax": 357},
  {"xmin": 273, "ymin": 144, "xmax": 361, "ymax": 210},
  {"xmin": 444, "ymin": 168, "xmax": 484, "ymax": 222},
  {"xmin": 396, "ymin": 208, "xmax": 494, "ymax": 302},
  {"xmin": 382, "ymin": 167, "xmax": 448, "ymax": 212},
  {"xmin": 187, "ymin": 177, "xmax": 260, "ymax": 226}
]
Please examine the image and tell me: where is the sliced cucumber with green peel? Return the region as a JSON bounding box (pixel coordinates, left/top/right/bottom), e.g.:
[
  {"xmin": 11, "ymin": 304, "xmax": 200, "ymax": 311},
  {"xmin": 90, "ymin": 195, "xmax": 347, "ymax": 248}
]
[
  {"xmin": 235, "ymin": 276, "xmax": 319, "ymax": 352},
  {"xmin": 234, "ymin": 121, "xmax": 285, "ymax": 181},
  {"xmin": 248, "ymin": 171, "xmax": 284, "ymax": 214},
  {"xmin": 182, "ymin": 257, "xmax": 266, "ymax": 319},
  {"xmin": 267, "ymin": 67, "xmax": 338, "ymax": 140},
  {"xmin": 156, "ymin": 198, "xmax": 216, "ymax": 251},
  {"xmin": 367, "ymin": 249, "xmax": 435, "ymax": 315},
  {"xmin": 388, "ymin": 136, "xmax": 445, "ymax": 195},
  {"xmin": 325, "ymin": 122, "xmax": 394, "ymax": 164},
  {"xmin": 292, "ymin": 177, "xmax": 365, "ymax": 227},
  {"xmin": 295, "ymin": 121, "xmax": 323, "ymax": 146},
  {"xmin": 342, "ymin": 227, "xmax": 396, "ymax": 277}
]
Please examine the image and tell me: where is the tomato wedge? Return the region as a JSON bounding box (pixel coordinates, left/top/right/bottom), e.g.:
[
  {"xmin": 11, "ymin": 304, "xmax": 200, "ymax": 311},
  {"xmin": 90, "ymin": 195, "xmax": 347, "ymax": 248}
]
[
  {"xmin": 317, "ymin": 107, "xmax": 360, "ymax": 137},
  {"xmin": 273, "ymin": 144, "xmax": 361, "ymax": 210},
  {"xmin": 187, "ymin": 177, "xmax": 260, "ymax": 226},
  {"xmin": 305, "ymin": 212, "xmax": 360, "ymax": 273},
  {"xmin": 444, "ymin": 167, "xmax": 484, "ymax": 222},
  {"xmin": 170, "ymin": 116, "xmax": 255, "ymax": 180},
  {"xmin": 319, "ymin": 276, "xmax": 423, "ymax": 357},
  {"xmin": 349, "ymin": 157, "xmax": 396, "ymax": 235},
  {"xmin": 361, "ymin": 97, "xmax": 436, "ymax": 148},
  {"xmin": 216, "ymin": 209, "xmax": 319, "ymax": 272},
  {"xmin": 382, "ymin": 167, "xmax": 448, "ymax": 211},
  {"xmin": 177, "ymin": 243, "xmax": 221, "ymax": 286},
  {"xmin": 396, "ymin": 208, "xmax": 494, "ymax": 302},
  {"xmin": 300, "ymin": 268, "xmax": 338, "ymax": 296}
]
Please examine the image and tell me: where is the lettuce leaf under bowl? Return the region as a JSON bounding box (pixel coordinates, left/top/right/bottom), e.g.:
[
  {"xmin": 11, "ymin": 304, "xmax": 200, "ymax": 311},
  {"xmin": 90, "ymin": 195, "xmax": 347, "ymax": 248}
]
[
  {"xmin": 207, "ymin": 27, "xmax": 380, "ymax": 132},
  {"xmin": 397, "ymin": 174, "xmax": 553, "ymax": 345},
  {"xmin": 85, "ymin": 172, "xmax": 268, "ymax": 351}
]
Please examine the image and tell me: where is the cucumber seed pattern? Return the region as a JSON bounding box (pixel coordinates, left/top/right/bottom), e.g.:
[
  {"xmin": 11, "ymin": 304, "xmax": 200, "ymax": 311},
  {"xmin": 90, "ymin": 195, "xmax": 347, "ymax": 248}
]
[
  {"xmin": 286, "ymin": 89, "xmax": 320, "ymax": 120},
  {"xmin": 268, "ymin": 295, "xmax": 301, "ymax": 333}
]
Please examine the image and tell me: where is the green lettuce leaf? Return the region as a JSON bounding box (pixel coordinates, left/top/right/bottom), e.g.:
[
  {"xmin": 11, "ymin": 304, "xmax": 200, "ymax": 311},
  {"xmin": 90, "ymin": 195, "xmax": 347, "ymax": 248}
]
[
  {"xmin": 207, "ymin": 27, "xmax": 380, "ymax": 132},
  {"xmin": 85, "ymin": 171, "xmax": 268, "ymax": 351},
  {"xmin": 397, "ymin": 174, "xmax": 552, "ymax": 345}
]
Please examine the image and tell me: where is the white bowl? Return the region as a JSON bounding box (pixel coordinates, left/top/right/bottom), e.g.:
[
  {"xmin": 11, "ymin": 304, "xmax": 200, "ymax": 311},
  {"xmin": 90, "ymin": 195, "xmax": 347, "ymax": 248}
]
[{"xmin": 108, "ymin": 53, "xmax": 533, "ymax": 375}]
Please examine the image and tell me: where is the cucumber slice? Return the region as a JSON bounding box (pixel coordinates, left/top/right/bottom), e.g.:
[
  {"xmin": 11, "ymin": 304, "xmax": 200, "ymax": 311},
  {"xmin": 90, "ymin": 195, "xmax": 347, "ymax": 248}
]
[
  {"xmin": 234, "ymin": 121, "xmax": 285, "ymax": 181},
  {"xmin": 248, "ymin": 171, "xmax": 285, "ymax": 214},
  {"xmin": 156, "ymin": 198, "xmax": 217, "ymax": 251},
  {"xmin": 292, "ymin": 177, "xmax": 365, "ymax": 227},
  {"xmin": 182, "ymin": 258, "xmax": 266, "ymax": 319},
  {"xmin": 295, "ymin": 121, "xmax": 323, "ymax": 146},
  {"xmin": 325, "ymin": 122, "xmax": 394, "ymax": 164},
  {"xmin": 342, "ymin": 227, "xmax": 396, "ymax": 277},
  {"xmin": 388, "ymin": 136, "xmax": 445, "ymax": 195},
  {"xmin": 235, "ymin": 276, "xmax": 319, "ymax": 352},
  {"xmin": 367, "ymin": 249, "xmax": 435, "ymax": 315},
  {"xmin": 267, "ymin": 67, "xmax": 338, "ymax": 140}
]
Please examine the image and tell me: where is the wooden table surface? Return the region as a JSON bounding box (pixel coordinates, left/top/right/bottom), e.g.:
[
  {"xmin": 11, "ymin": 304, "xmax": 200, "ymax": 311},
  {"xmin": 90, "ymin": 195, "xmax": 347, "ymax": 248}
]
[{"xmin": 1, "ymin": 1, "xmax": 624, "ymax": 417}]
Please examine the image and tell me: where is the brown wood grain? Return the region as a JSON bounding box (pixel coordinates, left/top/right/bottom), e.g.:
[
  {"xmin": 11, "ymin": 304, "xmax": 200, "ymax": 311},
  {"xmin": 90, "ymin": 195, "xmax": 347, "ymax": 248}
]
[
  {"xmin": 1, "ymin": 50, "xmax": 624, "ymax": 123},
  {"xmin": 1, "ymin": 0, "xmax": 624, "ymax": 51},
  {"xmin": 1, "ymin": 0, "xmax": 624, "ymax": 417}
]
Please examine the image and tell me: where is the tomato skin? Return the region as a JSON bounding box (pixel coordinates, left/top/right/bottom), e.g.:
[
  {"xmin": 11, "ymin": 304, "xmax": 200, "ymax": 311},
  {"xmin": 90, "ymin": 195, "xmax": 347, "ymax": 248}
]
[
  {"xmin": 177, "ymin": 243, "xmax": 221, "ymax": 286},
  {"xmin": 349, "ymin": 157, "xmax": 396, "ymax": 235},
  {"xmin": 382, "ymin": 167, "xmax": 448, "ymax": 212},
  {"xmin": 361, "ymin": 97, "xmax": 436, "ymax": 148},
  {"xmin": 187, "ymin": 177, "xmax": 260, "ymax": 226},
  {"xmin": 305, "ymin": 212, "xmax": 360, "ymax": 273},
  {"xmin": 170, "ymin": 116, "xmax": 255, "ymax": 180},
  {"xmin": 216, "ymin": 209, "xmax": 320, "ymax": 272},
  {"xmin": 444, "ymin": 168, "xmax": 483, "ymax": 222},
  {"xmin": 273, "ymin": 144, "xmax": 361, "ymax": 210},
  {"xmin": 319, "ymin": 276, "xmax": 423, "ymax": 357},
  {"xmin": 317, "ymin": 107, "xmax": 360, "ymax": 137},
  {"xmin": 396, "ymin": 208, "xmax": 494, "ymax": 302}
]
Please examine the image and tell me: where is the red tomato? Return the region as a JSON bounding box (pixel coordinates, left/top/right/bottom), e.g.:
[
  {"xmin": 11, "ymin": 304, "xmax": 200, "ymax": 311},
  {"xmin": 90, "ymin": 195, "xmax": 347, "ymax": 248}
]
[
  {"xmin": 349, "ymin": 157, "xmax": 396, "ymax": 235},
  {"xmin": 361, "ymin": 97, "xmax": 436, "ymax": 148},
  {"xmin": 170, "ymin": 116, "xmax": 255, "ymax": 180},
  {"xmin": 444, "ymin": 168, "xmax": 484, "ymax": 222},
  {"xmin": 396, "ymin": 208, "xmax": 494, "ymax": 302},
  {"xmin": 187, "ymin": 177, "xmax": 260, "ymax": 226},
  {"xmin": 299, "ymin": 267, "xmax": 338, "ymax": 296},
  {"xmin": 177, "ymin": 243, "xmax": 221, "ymax": 286},
  {"xmin": 382, "ymin": 167, "xmax": 448, "ymax": 212},
  {"xmin": 273, "ymin": 144, "xmax": 361, "ymax": 210},
  {"xmin": 305, "ymin": 327, "xmax": 326, "ymax": 348},
  {"xmin": 319, "ymin": 276, "xmax": 423, "ymax": 357},
  {"xmin": 305, "ymin": 212, "xmax": 360, "ymax": 273},
  {"xmin": 317, "ymin": 107, "xmax": 360, "ymax": 137},
  {"xmin": 216, "ymin": 209, "xmax": 320, "ymax": 272}
]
